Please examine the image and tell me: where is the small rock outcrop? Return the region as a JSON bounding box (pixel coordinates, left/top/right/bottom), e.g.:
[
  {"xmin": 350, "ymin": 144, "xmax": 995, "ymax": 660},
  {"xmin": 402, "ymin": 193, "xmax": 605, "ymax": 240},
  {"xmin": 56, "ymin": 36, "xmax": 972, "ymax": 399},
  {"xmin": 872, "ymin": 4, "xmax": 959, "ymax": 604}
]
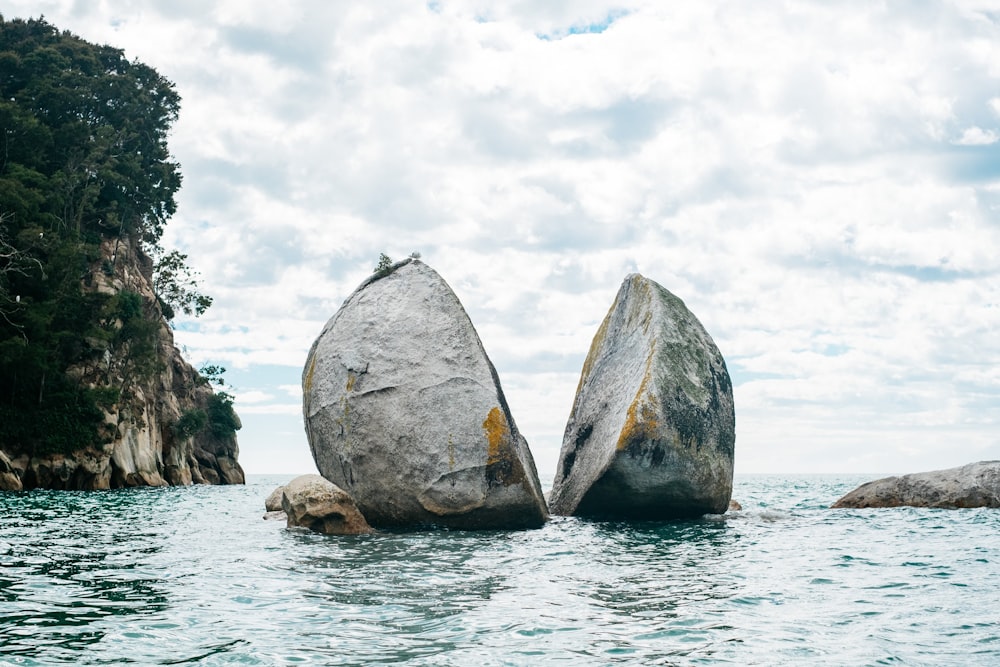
[
  {"xmin": 281, "ymin": 474, "xmax": 372, "ymax": 535},
  {"xmin": 302, "ymin": 258, "xmax": 548, "ymax": 530},
  {"xmin": 0, "ymin": 451, "xmax": 22, "ymax": 491},
  {"xmin": 265, "ymin": 485, "xmax": 286, "ymax": 512},
  {"xmin": 263, "ymin": 484, "xmax": 287, "ymax": 520},
  {"xmin": 549, "ymin": 274, "xmax": 735, "ymax": 519},
  {"xmin": 832, "ymin": 461, "xmax": 1000, "ymax": 509}
]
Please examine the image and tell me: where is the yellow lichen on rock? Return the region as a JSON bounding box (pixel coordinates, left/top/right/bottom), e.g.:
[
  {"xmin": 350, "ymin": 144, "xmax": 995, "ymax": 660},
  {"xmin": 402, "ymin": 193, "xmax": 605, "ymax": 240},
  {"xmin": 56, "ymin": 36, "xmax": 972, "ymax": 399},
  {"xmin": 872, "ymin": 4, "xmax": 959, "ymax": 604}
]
[
  {"xmin": 346, "ymin": 372, "xmax": 357, "ymax": 392},
  {"xmin": 616, "ymin": 351, "xmax": 659, "ymax": 451},
  {"xmin": 483, "ymin": 407, "xmax": 510, "ymax": 466},
  {"xmin": 304, "ymin": 355, "xmax": 317, "ymax": 393}
]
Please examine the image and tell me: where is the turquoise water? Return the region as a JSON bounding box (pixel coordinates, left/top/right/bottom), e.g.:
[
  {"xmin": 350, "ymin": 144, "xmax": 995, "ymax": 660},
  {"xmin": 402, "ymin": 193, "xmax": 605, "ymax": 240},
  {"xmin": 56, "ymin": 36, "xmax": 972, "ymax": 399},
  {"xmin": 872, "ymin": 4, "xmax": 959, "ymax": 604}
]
[{"xmin": 1, "ymin": 474, "xmax": 998, "ymax": 666}]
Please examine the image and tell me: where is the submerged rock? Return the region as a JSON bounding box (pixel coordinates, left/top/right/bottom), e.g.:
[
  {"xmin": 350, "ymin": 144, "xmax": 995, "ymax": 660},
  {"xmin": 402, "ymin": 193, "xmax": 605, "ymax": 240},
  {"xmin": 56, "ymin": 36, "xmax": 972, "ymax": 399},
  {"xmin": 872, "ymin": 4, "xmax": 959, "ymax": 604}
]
[
  {"xmin": 831, "ymin": 461, "xmax": 1000, "ymax": 509},
  {"xmin": 302, "ymin": 258, "xmax": 548, "ymax": 530},
  {"xmin": 281, "ymin": 474, "xmax": 372, "ymax": 535},
  {"xmin": 549, "ymin": 274, "xmax": 735, "ymax": 519}
]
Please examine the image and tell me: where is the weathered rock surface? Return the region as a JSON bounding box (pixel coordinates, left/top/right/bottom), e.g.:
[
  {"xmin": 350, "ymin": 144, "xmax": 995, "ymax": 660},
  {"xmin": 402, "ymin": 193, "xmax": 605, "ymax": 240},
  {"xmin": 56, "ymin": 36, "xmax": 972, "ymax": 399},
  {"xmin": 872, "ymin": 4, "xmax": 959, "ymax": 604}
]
[
  {"xmin": 303, "ymin": 258, "xmax": 548, "ymax": 529},
  {"xmin": 831, "ymin": 461, "xmax": 1000, "ymax": 509},
  {"xmin": 281, "ymin": 474, "xmax": 372, "ymax": 535},
  {"xmin": 265, "ymin": 485, "xmax": 286, "ymax": 512},
  {"xmin": 549, "ymin": 274, "xmax": 735, "ymax": 519},
  {"xmin": 0, "ymin": 237, "xmax": 244, "ymax": 491},
  {"xmin": 0, "ymin": 450, "xmax": 23, "ymax": 491}
]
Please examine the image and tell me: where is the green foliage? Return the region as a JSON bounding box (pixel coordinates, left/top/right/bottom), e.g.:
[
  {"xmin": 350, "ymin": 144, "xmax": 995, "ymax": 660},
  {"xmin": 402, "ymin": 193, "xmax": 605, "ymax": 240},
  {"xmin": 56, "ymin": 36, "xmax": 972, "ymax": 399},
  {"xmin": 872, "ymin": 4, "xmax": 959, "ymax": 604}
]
[
  {"xmin": 197, "ymin": 364, "xmax": 227, "ymax": 387},
  {"xmin": 374, "ymin": 252, "xmax": 393, "ymax": 277},
  {"xmin": 0, "ymin": 17, "xmax": 209, "ymax": 456},
  {"xmin": 0, "ymin": 16, "xmax": 181, "ymax": 244},
  {"xmin": 153, "ymin": 248, "xmax": 212, "ymax": 320},
  {"xmin": 174, "ymin": 408, "xmax": 207, "ymax": 440},
  {"xmin": 116, "ymin": 290, "xmax": 144, "ymax": 323},
  {"xmin": 206, "ymin": 392, "xmax": 240, "ymax": 439},
  {"xmin": 0, "ymin": 373, "xmax": 106, "ymax": 455}
]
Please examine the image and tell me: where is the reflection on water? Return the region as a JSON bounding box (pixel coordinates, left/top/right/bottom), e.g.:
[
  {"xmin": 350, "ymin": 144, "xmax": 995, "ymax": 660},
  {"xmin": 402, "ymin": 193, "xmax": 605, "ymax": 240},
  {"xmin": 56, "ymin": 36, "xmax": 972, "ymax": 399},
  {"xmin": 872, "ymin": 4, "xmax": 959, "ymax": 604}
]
[{"xmin": 1, "ymin": 475, "xmax": 999, "ymax": 665}]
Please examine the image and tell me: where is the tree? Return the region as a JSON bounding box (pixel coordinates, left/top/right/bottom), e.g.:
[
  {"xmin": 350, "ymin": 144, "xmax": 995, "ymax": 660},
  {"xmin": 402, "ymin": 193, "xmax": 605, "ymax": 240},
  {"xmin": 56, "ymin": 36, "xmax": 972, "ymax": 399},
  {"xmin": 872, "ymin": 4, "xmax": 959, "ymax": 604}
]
[
  {"xmin": 0, "ymin": 212, "xmax": 42, "ymax": 334},
  {"xmin": 152, "ymin": 248, "xmax": 213, "ymax": 320},
  {"xmin": 0, "ymin": 17, "xmax": 208, "ymax": 454}
]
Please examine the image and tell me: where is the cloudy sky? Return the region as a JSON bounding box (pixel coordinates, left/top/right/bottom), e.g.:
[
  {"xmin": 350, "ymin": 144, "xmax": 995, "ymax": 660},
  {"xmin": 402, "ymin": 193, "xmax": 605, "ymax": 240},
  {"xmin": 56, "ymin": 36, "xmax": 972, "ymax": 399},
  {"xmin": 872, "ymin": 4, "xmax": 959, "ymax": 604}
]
[{"xmin": 8, "ymin": 1, "xmax": 1000, "ymax": 477}]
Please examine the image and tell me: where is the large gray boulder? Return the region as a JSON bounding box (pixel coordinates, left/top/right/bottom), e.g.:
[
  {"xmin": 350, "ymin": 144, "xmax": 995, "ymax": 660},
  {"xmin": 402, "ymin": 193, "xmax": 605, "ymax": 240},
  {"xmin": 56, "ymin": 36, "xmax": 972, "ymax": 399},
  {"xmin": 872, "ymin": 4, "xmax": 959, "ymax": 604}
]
[
  {"xmin": 281, "ymin": 474, "xmax": 373, "ymax": 535},
  {"xmin": 549, "ymin": 274, "xmax": 735, "ymax": 519},
  {"xmin": 832, "ymin": 461, "xmax": 1000, "ymax": 509},
  {"xmin": 302, "ymin": 258, "xmax": 548, "ymax": 529}
]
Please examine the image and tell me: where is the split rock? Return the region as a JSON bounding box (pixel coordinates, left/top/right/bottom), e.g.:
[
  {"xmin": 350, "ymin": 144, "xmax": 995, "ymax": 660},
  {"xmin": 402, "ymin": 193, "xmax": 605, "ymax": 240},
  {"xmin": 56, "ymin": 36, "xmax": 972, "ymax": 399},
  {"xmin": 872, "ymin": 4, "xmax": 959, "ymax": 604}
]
[
  {"xmin": 302, "ymin": 258, "xmax": 548, "ymax": 529},
  {"xmin": 550, "ymin": 274, "xmax": 735, "ymax": 519},
  {"xmin": 831, "ymin": 461, "xmax": 1000, "ymax": 509},
  {"xmin": 281, "ymin": 474, "xmax": 372, "ymax": 535}
]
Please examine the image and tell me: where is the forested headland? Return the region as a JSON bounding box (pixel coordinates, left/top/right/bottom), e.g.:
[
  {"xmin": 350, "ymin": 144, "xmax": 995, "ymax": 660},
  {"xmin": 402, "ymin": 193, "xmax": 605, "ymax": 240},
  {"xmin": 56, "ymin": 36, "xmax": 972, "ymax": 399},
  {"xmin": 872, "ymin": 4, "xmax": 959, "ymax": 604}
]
[{"xmin": 0, "ymin": 16, "xmax": 242, "ymax": 488}]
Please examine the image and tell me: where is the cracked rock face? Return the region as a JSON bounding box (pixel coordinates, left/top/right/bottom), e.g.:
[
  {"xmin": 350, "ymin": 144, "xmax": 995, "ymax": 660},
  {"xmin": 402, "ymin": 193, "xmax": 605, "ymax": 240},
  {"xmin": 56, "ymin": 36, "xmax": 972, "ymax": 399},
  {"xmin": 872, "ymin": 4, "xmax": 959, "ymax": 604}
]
[
  {"xmin": 549, "ymin": 274, "xmax": 735, "ymax": 519},
  {"xmin": 302, "ymin": 259, "xmax": 548, "ymax": 529}
]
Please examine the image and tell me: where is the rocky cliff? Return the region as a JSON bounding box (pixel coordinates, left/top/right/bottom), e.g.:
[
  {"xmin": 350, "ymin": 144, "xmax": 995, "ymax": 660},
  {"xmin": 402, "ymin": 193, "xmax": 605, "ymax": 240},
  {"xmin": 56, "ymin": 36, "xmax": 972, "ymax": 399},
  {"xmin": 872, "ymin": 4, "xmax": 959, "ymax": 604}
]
[{"xmin": 0, "ymin": 237, "xmax": 244, "ymax": 491}]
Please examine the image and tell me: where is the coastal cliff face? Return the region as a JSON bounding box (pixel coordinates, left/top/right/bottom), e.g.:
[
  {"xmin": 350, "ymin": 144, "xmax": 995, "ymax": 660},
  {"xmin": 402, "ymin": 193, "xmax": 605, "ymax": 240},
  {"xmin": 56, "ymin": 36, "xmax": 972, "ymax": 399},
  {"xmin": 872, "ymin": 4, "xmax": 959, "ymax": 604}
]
[{"xmin": 0, "ymin": 238, "xmax": 244, "ymax": 491}]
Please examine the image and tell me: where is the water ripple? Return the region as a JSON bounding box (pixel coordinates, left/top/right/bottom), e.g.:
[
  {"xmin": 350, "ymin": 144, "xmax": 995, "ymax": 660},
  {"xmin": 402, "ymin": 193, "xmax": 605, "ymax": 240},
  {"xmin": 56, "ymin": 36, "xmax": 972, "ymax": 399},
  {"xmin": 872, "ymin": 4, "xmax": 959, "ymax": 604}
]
[{"xmin": 1, "ymin": 475, "xmax": 999, "ymax": 665}]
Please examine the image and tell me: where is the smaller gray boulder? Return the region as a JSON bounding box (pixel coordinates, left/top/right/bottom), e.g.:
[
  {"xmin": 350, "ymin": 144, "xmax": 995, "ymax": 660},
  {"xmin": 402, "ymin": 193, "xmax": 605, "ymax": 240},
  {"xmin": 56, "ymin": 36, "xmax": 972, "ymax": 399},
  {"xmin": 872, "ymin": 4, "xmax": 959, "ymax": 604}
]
[
  {"xmin": 832, "ymin": 461, "xmax": 1000, "ymax": 509},
  {"xmin": 281, "ymin": 474, "xmax": 373, "ymax": 534}
]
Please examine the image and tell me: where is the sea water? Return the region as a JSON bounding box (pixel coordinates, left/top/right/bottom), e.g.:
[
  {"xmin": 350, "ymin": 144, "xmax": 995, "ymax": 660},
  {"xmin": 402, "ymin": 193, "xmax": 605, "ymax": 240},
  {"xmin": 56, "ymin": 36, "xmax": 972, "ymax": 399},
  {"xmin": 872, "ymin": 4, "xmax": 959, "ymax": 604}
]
[{"xmin": 1, "ymin": 474, "xmax": 998, "ymax": 666}]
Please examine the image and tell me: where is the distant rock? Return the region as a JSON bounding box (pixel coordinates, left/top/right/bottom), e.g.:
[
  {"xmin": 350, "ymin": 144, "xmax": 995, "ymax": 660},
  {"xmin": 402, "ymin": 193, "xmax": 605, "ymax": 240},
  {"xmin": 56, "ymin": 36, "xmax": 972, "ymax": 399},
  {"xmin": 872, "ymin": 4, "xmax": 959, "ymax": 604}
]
[
  {"xmin": 831, "ymin": 461, "xmax": 1000, "ymax": 509},
  {"xmin": 549, "ymin": 274, "xmax": 735, "ymax": 519},
  {"xmin": 265, "ymin": 485, "xmax": 286, "ymax": 512},
  {"xmin": 728, "ymin": 499, "xmax": 742, "ymax": 512},
  {"xmin": 281, "ymin": 474, "xmax": 372, "ymax": 535},
  {"xmin": 302, "ymin": 258, "xmax": 548, "ymax": 530}
]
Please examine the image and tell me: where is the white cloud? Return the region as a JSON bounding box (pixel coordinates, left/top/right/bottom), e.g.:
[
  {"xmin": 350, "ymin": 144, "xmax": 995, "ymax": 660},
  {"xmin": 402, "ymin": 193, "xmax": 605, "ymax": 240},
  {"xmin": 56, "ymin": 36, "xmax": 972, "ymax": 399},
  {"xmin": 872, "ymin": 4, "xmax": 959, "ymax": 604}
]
[
  {"xmin": 233, "ymin": 390, "xmax": 274, "ymax": 405},
  {"xmin": 6, "ymin": 0, "xmax": 1000, "ymax": 475},
  {"xmin": 953, "ymin": 126, "xmax": 999, "ymax": 145}
]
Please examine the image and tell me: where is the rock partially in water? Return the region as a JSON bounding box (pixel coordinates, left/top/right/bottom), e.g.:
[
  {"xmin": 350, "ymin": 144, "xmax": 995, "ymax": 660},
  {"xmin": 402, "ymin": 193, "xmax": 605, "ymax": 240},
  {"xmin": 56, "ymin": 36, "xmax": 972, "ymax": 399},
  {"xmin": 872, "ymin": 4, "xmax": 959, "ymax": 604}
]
[
  {"xmin": 265, "ymin": 485, "xmax": 286, "ymax": 512},
  {"xmin": 281, "ymin": 474, "xmax": 372, "ymax": 535},
  {"xmin": 550, "ymin": 274, "xmax": 735, "ymax": 519},
  {"xmin": 263, "ymin": 485, "xmax": 287, "ymax": 520},
  {"xmin": 302, "ymin": 258, "xmax": 548, "ymax": 530},
  {"xmin": 832, "ymin": 461, "xmax": 1000, "ymax": 509},
  {"xmin": 0, "ymin": 450, "xmax": 22, "ymax": 491}
]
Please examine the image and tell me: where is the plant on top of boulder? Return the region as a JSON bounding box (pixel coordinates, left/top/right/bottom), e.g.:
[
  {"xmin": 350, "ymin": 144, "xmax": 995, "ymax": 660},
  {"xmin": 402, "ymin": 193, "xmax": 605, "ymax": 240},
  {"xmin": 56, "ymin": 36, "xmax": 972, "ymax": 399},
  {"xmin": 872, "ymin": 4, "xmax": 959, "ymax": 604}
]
[{"xmin": 374, "ymin": 252, "xmax": 394, "ymax": 277}]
